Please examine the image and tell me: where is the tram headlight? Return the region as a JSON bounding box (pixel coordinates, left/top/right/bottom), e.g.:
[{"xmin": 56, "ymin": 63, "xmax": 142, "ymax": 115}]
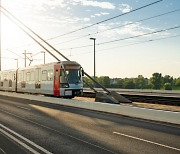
[{"xmin": 60, "ymin": 83, "xmax": 69, "ymax": 88}]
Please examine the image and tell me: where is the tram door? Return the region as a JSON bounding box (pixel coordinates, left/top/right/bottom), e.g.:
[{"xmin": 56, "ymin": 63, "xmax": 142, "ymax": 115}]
[
  {"xmin": 54, "ymin": 65, "xmax": 60, "ymax": 96},
  {"xmin": 35, "ymin": 68, "xmax": 41, "ymax": 89}
]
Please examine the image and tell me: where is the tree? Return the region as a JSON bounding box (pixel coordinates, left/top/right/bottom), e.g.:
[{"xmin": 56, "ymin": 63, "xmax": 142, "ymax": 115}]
[
  {"xmin": 163, "ymin": 75, "xmax": 174, "ymax": 86},
  {"xmin": 134, "ymin": 75, "xmax": 148, "ymax": 89},
  {"xmin": 175, "ymin": 78, "xmax": 180, "ymax": 87},
  {"xmin": 150, "ymin": 73, "xmax": 163, "ymax": 89},
  {"xmin": 97, "ymin": 76, "xmax": 110, "ymax": 88},
  {"xmin": 116, "ymin": 78, "xmax": 124, "ymax": 88},
  {"xmin": 124, "ymin": 78, "xmax": 135, "ymax": 89},
  {"xmin": 163, "ymin": 83, "xmax": 172, "ymax": 90}
]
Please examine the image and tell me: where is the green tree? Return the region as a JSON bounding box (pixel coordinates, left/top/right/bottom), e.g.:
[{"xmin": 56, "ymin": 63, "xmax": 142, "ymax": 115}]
[
  {"xmin": 116, "ymin": 78, "xmax": 124, "ymax": 88},
  {"xmin": 175, "ymin": 78, "xmax": 180, "ymax": 86},
  {"xmin": 163, "ymin": 83, "xmax": 172, "ymax": 90},
  {"xmin": 134, "ymin": 75, "xmax": 148, "ymax": 89},
  {"xmin": 150, "ymin": 73, "xmax": 163, "ymax": 89},
  {"xmin": 97, "ymin": 76, "xmax": 110, "ymax": 88},
  {"xmin": 124, "ymin": 78, "xmax": 135, "ymax": 89}
]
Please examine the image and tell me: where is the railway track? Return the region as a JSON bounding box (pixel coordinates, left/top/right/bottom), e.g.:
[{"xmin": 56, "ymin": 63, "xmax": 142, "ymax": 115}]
[{"xmin": 82, "ymin": 89, "xmax": 180, "ymax": 106}]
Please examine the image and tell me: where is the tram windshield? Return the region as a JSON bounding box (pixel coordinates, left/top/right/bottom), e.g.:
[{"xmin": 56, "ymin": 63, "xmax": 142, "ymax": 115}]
[{"xmin": 65, "ymin": 69, "xmax": 81, "ymax": 84}]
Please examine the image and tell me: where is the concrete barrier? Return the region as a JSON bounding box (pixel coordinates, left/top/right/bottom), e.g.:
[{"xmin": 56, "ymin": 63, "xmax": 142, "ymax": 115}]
[{"xmin": 0, "ymin": 91, "xmax": 180, "ymax": 125}]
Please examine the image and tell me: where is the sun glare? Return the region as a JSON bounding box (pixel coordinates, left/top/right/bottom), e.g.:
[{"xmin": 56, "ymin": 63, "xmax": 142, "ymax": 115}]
[{"xmin": 1, "ymin": 15, "xmax": 29, "ymax": 50}]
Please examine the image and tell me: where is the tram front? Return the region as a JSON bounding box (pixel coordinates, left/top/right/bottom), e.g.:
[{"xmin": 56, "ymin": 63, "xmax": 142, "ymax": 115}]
[{"xmin": 60, "ymin": 61, "xmax": 83, "ymax": 98}]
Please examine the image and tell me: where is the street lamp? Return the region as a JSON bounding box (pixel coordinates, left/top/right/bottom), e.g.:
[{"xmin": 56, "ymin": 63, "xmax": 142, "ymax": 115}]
[{"xmin": 90, "ymin": 37, "xmax": 96, "ymax": 80}]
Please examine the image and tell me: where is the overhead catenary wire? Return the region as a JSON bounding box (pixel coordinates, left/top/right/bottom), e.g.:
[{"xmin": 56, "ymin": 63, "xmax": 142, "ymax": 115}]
[
  {"xmin": 92, "ymin": 9, "xmax": 180, "ymax": 36},
  {"xmin": 6, "ymin": 49, "xmax": 24, "ymax": 59},
  {"xmin": 67, "ymin": 34, "xmax": 180, "ymax": 57},
  {"xmin": 97, "ymin": 25, "xmax": 180, "ymax": 45},
  {"xmin": 1, "ymin": 0, "xmax": 164, "ymax": 52},
  {"xmin": 46, "ymin": 0, "xmax": 163, "ymax": 40},
  {"xmin": 1, "ymin": 10, "xmax": 61, "ymax": 61},
  {"xmin": 52, "ymin": 8, "xmax": 180, "ymax": 46},
  {"xmin": 0, "ymin": 5, "xmax": 69, "ymax": 61},
  {"xmin": 58, "ymin": 25, "xmax": 180, "ymax": 51}
]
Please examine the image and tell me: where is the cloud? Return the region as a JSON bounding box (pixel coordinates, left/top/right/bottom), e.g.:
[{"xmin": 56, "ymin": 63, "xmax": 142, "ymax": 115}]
[
  {"xmin": 91, "ymin": 12, "xmax": 109, "ymax": 18},
  {"xmin": 83, "ymin": 18, "xmax": 90, "ymax": 22},
  {"xmin": 72, "ymin": 0, "xmax": 115, "ymax": 9},
  {"xmin": 118, "ymin": 4, "xmax": 132, "ymax": 13},
  {"xmin": 115, "ymin": 22, "xmax": 155, "ymax": 36},
  {"xmin": 96, "ymin": 22, "xmax": 159, "ymax": 39}
]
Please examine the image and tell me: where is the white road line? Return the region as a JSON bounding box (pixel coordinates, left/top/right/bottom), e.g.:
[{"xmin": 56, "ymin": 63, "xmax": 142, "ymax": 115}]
[
  {"xmin": 0, "ymin": 128, "xmax": 39, "ymax": 154},
  {"xmin": 113, "ymin": 131, "xmax": 180, "ymax": 152},
  {"xmin": 0, "ymin": 124, "xmax": 52, "ymax": 154},
  {"xmin": 0, "ymin": 148, "xmax": 6, "ymax": 154},
  {"xmin": 16, "ymin": 106, "xmax": 31, "ymax": 111},
  {"xmin": 0, "ymin": 108, "xmax": 116, "ymax": 154}
]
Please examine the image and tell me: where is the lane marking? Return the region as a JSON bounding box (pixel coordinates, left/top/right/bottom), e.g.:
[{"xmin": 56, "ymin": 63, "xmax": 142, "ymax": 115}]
[
  {"xmin": 0, "ymin": 148, "xmax": 6, "ymax": 154},
  {"xmin": 113, "ymin": 131, "xmax": 180, "ymax": 152},
  {"xmin": 0, "ymin": 108, "xmax": 116, "ymax": 154},
  {"xmin": 0, "ymin": 128, "xmax": 39, "ymax": 154},
  {"xmin": 16, "ymin": 106, "xmax": 31, "ymax": 111},
  {"xmin": 0, "ymin": 124, "xmax": 52, "ymax": 154}
]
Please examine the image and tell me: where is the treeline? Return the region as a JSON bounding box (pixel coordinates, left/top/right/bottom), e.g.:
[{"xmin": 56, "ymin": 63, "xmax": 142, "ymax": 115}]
[{"xmin": 83, "ymin": 73, "xmax": 180, "ymax": 90}]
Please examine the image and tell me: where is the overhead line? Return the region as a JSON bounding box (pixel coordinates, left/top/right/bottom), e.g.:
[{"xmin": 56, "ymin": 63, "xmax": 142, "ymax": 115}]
[
  {"xmin": 7, "ymin": 49, "xmax": 24, "ymax": 59},
  {"xmin": 68, "ymin": 34, "xmax": 180, "ymax": 57},
  {"xmin": 54, "ymin": 8, "xmax": 180, "ymax": 46},
  {"xmin": 93, "ymin": 9, "xmax": 180, "ymax": 35},
  {"xmin": 59, "ymin": 26, "xmax": 180, "ymax": 50},
  {"xmin": 97, "ymin": 34, "xmax": 180, "ymax": 52},
  {"xmin": 1, "ymin": 0, "xmax": 163, "ymax": 51},
  {"xmin": 1, "ymin": 10, "xmax": 61, "ymax": 61},
  {"xmin": 47, "ymin": 0, "xmax": 163, "ymax": 40},
  {"xmin": 1, "ymin": 5, "xmax": 69, "ymax": 61},
  {"xmin": 98, "ymin": 25, "xmax": 180, "ymax": 45}
]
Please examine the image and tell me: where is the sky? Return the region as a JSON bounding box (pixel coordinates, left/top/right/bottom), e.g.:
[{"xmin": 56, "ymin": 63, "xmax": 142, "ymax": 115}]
[{"xmin": 1, "ymin": 0, "xmax": 180, "ymax": 78}]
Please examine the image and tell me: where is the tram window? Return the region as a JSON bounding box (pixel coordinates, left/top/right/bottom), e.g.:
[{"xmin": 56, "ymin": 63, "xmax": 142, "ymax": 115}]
[
  {"xmin": 31, "ymin": 71, "xmax": 34, "ymax": 81},
  {"xmin": 4, "ymin": 74, "xmax": 7, "ymax": 80},
  {"xmin": 42, "ymin": 70, "xmax": 47, "ymax": 81},
  {"xmin": 47, "ymin": 70, "xmax": 53, "ymax": 81},
  {"xmin": 18, "ymin": 73, "xmax": 21, "ymax": 81},
  {"xmin": 60, "ymin": 70, "xmax": 67, "ymax": 83},
  {"xmin": 26, "ymin": 72, "xmax": 30, "ymax": 81},
  {"xmin": 22, "ymin": 71, "xmax": 25, "ymax": 81}
]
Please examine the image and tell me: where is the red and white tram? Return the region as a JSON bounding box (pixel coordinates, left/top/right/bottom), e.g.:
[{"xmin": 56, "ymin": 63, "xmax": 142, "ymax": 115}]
[{"xmin": 0, "ymin": 61, "xmax": 83, "ymax": 98}]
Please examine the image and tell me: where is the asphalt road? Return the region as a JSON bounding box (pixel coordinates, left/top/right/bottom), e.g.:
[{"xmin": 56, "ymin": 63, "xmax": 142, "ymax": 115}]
[{"xmin": 0, "ymin": 95, "xmax": 180, "ymax": 154}]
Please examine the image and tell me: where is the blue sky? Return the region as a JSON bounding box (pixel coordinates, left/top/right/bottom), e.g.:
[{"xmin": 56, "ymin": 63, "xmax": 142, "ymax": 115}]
[{"xmin": 1, "ymin": 0, "xmax": 180, "ymax": 78}]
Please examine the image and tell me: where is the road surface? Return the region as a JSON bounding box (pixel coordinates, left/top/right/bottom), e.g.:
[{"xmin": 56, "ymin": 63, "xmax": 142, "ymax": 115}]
[{"xmin": 0, "ymin": 95, "xmax": 179, "ymax": 154}]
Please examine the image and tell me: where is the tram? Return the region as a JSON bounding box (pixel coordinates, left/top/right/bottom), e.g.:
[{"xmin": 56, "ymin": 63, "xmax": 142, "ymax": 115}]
[{"xmin": 0, "ymin": 61, "xmax": 83, "ymax": 98}]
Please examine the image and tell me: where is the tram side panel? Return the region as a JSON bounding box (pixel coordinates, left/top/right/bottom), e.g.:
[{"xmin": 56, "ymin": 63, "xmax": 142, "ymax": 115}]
[
  {"xmin": 0, "ymin": 70, "xmax": 16, "ymax": 92},
  {"xmin": 17, "ymin": 64, "xmax": 54, "ymax": 95}
]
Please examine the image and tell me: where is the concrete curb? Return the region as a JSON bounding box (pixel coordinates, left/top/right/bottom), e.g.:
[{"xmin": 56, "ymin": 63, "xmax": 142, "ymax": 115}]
[{"xmin": 0, "ymin": 91, "xmax": 180, "ymax": 125}]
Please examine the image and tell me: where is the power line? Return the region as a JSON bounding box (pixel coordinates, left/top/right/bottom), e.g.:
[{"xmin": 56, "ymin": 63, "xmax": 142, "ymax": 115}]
[
  {"xmin": 1, "ymin": 6, "xmax": 69, "ymax": 61},
  {"xmin": 93, "ymin": 9, "xmax": 180, "ymax": 36},
  {"xmin": 98, "ymin": 25, "xmax": 180, "ymax": 45},
  {"xmin": 6, "ymin": 49, "xmax": 24, "ymax": 59},
  {"xmin": 59, "ymin": 25, "xmax": 180, "ymax": 50},
  {"xmin": 47, "ymin": 0, "xmax": 163, "ymax": 40},
  {"xmin": 68, "ymin": 34, "xmax": 180, "ymax": 57},
  {"xmin": 97, "ymin": 34, "xmax": 180, "ymax": 52},
  {"xmin": 1, "ymin": 7, "xmax": 63, "ymax": 61},
  {"xmin": 53, "ymin": 8, "xmax": 180, "ymax": 46},
  {"xmin": 1, "ymin": 0, "xmax": 163, "ymax": 51}
]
